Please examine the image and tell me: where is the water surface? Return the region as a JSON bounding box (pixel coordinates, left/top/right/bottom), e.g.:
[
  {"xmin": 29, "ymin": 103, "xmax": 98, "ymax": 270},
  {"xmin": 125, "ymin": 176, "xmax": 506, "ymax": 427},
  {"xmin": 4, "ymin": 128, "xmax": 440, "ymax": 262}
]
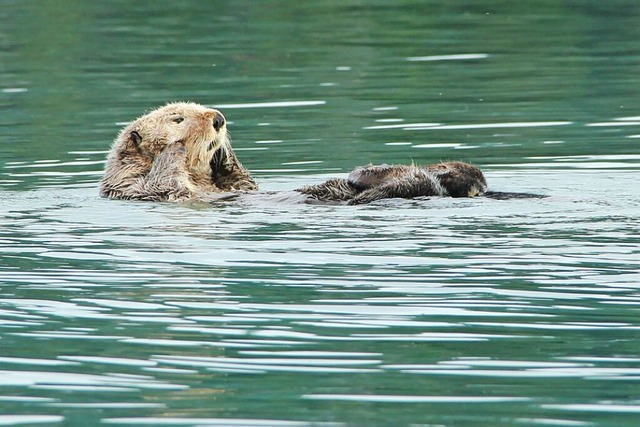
[{"xmin": 1, "ymin": 1, "xmax": 640, "ymax": 426}]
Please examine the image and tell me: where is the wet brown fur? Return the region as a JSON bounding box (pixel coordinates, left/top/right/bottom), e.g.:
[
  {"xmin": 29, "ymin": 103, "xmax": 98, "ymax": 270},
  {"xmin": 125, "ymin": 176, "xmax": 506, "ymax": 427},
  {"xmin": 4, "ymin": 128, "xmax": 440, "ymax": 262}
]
[
  {"xmin": 296, "ymin": 162, "xmax": 487, "ymax": 205},
  {"xmin": 99, "ymin": 102, "xmax": 257, "ymax": 201}
]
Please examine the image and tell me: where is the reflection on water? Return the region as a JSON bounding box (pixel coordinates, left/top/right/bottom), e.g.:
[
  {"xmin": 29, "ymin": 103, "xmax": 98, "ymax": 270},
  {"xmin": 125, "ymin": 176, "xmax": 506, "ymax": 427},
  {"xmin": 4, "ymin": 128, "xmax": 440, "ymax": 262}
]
[{"xmin": 2, "ymin": 0, "xmax": 640, "ymax": 426}]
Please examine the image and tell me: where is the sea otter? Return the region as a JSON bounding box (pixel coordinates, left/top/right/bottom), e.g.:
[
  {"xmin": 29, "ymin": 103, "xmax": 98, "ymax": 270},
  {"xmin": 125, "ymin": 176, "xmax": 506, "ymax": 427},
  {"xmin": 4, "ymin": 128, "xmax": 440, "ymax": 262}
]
[
  {"xmin": 99, "ymin": 102, "xmax": 257, "ymax": 201},
  {"xmin": 295, "ymin": 161, "xmax": 489, "ymax": 204},
  {"xmin": 100, "ymin": 103, "xmax": 542, "ymax": 204}
]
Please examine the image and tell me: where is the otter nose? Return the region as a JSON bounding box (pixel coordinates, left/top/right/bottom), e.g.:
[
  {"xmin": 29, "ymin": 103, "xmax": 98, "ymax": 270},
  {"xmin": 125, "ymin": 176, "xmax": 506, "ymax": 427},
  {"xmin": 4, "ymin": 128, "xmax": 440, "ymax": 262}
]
[{"xmin": 213, "ymin": 113, "xmax": 225, "ymax": 131}]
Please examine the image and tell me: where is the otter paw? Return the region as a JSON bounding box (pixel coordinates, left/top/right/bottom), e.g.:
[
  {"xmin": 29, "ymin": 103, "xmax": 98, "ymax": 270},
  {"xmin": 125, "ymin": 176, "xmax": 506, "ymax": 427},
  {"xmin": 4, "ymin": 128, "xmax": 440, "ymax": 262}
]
[
  {"xmin": 147, "ymin": 142, "xmax": 191, "ymax": 187},
  {"xmin": 163, "ymin": 142, "xmax": 187, "ymax": 159},
  {"xmin": 152, "ymin": 143, "xmax": 188, "ymax": 171}
]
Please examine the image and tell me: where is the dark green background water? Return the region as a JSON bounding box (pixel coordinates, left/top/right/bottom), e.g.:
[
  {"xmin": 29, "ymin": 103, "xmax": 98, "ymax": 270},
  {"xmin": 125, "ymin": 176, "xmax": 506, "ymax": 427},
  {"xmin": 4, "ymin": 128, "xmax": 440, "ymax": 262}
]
[{"xmin": 1, "ymin": 1, "xmax": 640, "ymax": 426}]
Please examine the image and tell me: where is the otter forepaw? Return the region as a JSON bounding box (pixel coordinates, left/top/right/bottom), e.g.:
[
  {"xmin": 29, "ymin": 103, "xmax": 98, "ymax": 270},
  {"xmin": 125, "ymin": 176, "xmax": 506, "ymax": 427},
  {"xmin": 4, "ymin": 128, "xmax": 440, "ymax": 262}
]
[
  {"xmin": 162, "ymin": 142, "xmax": 187, "ymax": 161},
  {"xmin": 150, "ymin": 143, "xmax": 188, "ymax": 175},
  {"xmin": 132, "ymin": 142, "xmax": 194, "ymax": 201}
]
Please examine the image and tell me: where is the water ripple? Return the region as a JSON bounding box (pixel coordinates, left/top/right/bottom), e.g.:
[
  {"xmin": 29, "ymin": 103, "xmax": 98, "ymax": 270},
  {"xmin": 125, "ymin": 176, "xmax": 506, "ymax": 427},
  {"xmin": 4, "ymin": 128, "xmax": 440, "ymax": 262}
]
[
  {"xmin": 212, "ymin": 100, "xmax": 326, "ymax": 109},
  {"xmin": 102, "ymin": 418, "xmax": 342, "ymax": 426},
  {"xmin": 1, "ymin": 171, "xmax": 639, "ymax": 426},
  {"xmin": 0, "ymin": 416, "xmax": 64, "ymax": 425},
  {"xmin": 303, "ymin": 394, "xmax": 529, "ymax": 403},
  {"xmin": 0, "ymin": 370, "xmax": 185, "ymax": 390},
  {"xmin": 406, "ymin": 53, "xmax": 490, "ymax": 61}
]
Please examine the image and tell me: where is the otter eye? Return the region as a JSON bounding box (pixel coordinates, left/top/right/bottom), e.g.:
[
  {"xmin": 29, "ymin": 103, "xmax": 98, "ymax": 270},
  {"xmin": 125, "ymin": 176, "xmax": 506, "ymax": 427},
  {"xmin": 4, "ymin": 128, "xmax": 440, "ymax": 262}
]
[{"xmin": 172, "ymin": 116, "xmax": 184, "ymax": 124}]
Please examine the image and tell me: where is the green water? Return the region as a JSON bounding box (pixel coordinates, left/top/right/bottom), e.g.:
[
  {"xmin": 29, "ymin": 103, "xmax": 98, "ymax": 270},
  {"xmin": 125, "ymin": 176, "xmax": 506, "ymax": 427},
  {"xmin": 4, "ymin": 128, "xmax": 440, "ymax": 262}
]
[{"xmin": 1, "ymin": 1, "xmax": 640, "ymax": 426}]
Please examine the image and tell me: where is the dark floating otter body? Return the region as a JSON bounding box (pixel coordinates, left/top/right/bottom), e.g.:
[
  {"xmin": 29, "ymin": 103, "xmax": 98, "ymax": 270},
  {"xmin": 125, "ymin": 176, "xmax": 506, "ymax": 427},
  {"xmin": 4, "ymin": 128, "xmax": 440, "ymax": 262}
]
[{"xmin": 296, "ymin": 162, "xmax": 544, "ymax": 205}]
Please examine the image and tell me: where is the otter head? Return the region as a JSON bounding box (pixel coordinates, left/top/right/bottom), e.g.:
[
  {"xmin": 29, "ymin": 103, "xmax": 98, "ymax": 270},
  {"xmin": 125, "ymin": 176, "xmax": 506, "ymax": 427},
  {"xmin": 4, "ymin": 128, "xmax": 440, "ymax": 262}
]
[
  {"xmin": 120, "ymin": 102, "xmax": 228, "ymax": 178},
  {"xmin": 427, "ymin": 162, "xmax": 488, "ymax": 197}
]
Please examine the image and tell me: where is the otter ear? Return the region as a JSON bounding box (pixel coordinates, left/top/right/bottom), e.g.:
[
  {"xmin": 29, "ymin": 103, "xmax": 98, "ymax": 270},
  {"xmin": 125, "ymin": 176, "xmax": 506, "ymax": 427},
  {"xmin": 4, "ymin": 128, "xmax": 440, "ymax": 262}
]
[{"xmin": 129, "ymin": 131, "xmax": 142, "ymax": 145}]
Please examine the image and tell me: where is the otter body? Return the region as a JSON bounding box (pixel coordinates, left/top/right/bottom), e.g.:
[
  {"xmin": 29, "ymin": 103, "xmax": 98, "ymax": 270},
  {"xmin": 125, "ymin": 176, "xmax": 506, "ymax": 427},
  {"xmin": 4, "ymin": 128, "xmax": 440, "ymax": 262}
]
[
  {"xmin": 100, "ymin": 102, "xmax": 256, "ymax": 202},
  {"xmin": 100, "ymin": 103, "xmax": 541, "ymax": 205},
  {"xmin": 296, "ymin": 162, "xmax": 488, "ymax": 205}
]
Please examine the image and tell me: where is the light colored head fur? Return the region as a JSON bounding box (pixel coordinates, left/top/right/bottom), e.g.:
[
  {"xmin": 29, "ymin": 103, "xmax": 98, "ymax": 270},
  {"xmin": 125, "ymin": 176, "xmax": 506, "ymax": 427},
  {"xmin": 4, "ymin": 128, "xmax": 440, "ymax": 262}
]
[
  {"xmin": 125, "ymin": 102, "xmax": 228, "ymax": 181},
  {"xmin": 100, "ymin": 102, "xmax": 235, "ymax": 200}
]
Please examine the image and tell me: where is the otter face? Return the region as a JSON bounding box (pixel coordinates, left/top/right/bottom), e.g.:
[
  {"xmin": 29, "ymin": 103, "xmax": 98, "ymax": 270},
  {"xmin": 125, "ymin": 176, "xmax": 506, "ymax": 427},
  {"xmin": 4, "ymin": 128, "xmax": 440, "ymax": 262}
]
[
  {"xmin": 426, "ymin": 162, "xmax": 488, "ymax": 197},
  {"xmin": 124, "ymin": 102, "xmax": 228, "ymax": 177}
]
